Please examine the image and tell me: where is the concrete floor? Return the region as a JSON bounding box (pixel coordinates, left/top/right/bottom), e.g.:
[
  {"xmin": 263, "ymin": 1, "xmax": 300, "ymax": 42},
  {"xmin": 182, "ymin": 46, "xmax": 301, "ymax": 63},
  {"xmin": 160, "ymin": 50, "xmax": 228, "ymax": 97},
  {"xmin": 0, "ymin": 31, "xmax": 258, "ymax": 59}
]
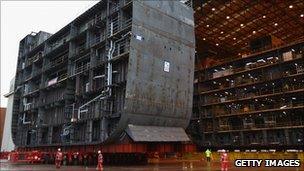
[{"xmin": 0, "ymin": 161, "xmax": 303, "ymax": 171}]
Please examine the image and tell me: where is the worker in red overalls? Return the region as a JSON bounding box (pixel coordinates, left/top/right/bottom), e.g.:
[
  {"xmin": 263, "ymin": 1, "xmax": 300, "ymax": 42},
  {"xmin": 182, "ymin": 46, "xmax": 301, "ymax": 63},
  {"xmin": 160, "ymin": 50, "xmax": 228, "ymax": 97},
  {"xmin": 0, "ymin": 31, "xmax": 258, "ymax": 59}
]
[
  {"xmin": 96, "ymin": 150, "xmax": 103, "ymax": 170},
  {"xmin": 55, "ymin": 148, "xmax": 63, "ymax": 169},
  {"xmin": 220, "ymin": 150, "xmax": 228, "ymax": 171}
]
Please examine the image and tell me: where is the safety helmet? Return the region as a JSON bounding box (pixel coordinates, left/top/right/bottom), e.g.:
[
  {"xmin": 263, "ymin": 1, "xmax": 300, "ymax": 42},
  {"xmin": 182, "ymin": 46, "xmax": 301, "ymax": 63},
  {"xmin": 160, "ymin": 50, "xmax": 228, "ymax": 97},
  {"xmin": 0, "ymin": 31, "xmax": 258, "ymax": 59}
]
[
  {"xmin": 98, "ymin": 150, "xmax": 101, "ymax": 154},
  {"xmin": 58, "ymin": 148, "xmax": 61, "ymax": 152}
]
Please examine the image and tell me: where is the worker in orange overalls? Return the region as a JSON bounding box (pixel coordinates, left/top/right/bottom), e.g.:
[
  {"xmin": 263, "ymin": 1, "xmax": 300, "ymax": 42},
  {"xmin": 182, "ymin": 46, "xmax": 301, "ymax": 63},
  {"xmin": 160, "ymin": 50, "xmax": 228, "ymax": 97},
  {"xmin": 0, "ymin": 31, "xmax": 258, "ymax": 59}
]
[
  {"xmin": 96, "ymin": 150, "xmax": 103, "ymax": 170},
  {"xmin": 55, "ymin": 148, "xmax": 63, "ymax": 169},
  {"xmin": 220, "ymin": 150, "xmax": 228, "ymax": 171}
]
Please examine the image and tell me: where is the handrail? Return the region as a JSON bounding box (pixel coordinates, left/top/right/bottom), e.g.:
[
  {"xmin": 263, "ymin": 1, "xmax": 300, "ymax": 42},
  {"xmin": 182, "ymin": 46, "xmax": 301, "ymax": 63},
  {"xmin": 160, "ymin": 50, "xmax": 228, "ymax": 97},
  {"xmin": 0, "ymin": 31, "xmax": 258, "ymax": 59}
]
[
  {"xmin": 215, "ymin": 104, "xmax": 304, "ymax": 118},
  {"xmin": 71, "ymin": 63, "xmax": 90, "ymax": 76},
  {"xmin": 43, "ymin": 73, "xmax": 67, "ymax": 88},
  {"xmin": 214, "ymin": 121, "xmax": 304, "ymax": 132},
  {"xmin": 90, "ymin": 33, "xmax": 106, "ymax": 46},
  {"xmin": 25, "ymin": 52, "xmax": 43, "ymax": 66},
  {"xmin": 45, "ymin": 37, "xmax": 68, "ymax": 54},
  {"xmin": 198, "ymin": 38, "xmax": 304, "ymax": 71},
  {"xmin": 121, "ymin": 0, "xmax": 132, "ymax": 6},
  {"xmin": 197, "ymin": 72, "xmax": 303, "ymax": 95},
  {"xmin": 202, "ymin": 87, "xmax": 304, "ymax": 107},
  {"xmin": 74, "ymin": 44, "xmax": 87, "ymax": 56},
  {"xmin": 203, "ymin": 55, "xmax": 302, "ymax": 82},
  {"xmin": 58, "ymin": 73, "xmax": 68, "ymax": 82},
  {"xmin": 31, "ymin": 69, "xmax": 42, "ymax": 78},
  {"xmin": 44, "ymin": 55, "xmax": 68, "ymax": 70}
]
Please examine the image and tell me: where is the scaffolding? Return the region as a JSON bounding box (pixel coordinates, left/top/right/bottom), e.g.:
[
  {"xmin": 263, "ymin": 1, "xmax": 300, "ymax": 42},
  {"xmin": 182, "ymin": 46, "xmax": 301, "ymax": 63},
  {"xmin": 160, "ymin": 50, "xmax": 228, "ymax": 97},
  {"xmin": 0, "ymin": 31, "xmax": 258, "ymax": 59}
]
[{"xmin": 192, "ymin": 40, "xmax": 304, "ymax": 148}]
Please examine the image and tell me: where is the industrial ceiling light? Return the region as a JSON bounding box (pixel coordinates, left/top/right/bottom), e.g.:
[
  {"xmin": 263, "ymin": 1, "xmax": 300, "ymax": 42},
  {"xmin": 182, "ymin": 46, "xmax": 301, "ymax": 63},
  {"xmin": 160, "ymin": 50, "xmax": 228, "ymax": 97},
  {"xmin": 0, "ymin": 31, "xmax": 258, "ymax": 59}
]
[
  {"xmin": 206, "ymin": 24, "xmax": 210, "ymax": 27},
  {"xmin": 203, "ymin": 37, "xmax": 206, "ymax": 40},
  {"xmin": 220, "ymin": 31, "xmax": 224, "ymax": 34},
  {"xmin": 240, "ymin": 23, "xmax": 244, "ymax": 27},
  {"xmin": 301, "ymin": 14, "xmax": 304, "ymax": 18},
  {"xmin": 216, "ymin": 43, "xmax": 219, "ymax": 46},
  {"xmin": 262, "ymin": 15, "xmax": 266, "ymax": 19},
  {"xmin": 212, "ymin": 8, "xmax": 216, "ymax": 11},
  {"xmin": 226, "ymin": 16, "xmax": 230, "ymax": 19},
  {"xmin": 253, "ymin": 30, "xmax": 256, "ymax": 34},
  {"xmin": 233, "ymin": 37, "xmax": 236, "ymax": 40},
  {"xmin": 274, "ymin": 23, "xmax": 278, "ymax": 26},
  {"xmin": 289, "ymin": 5, "xmax": 293, "ymax": 9}
]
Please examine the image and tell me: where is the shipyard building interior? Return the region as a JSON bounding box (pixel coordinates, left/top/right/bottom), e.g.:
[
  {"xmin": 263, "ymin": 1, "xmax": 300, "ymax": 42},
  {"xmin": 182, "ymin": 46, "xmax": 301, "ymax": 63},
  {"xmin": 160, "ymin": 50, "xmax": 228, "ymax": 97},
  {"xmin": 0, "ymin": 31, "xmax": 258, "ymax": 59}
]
[
  {"xmin": 9, "ymin": 0, "xmax": 304, "ymax": 152},
  {"xmin": 189, "ymin": 0, "xmax": 304, "ymax": 149}
]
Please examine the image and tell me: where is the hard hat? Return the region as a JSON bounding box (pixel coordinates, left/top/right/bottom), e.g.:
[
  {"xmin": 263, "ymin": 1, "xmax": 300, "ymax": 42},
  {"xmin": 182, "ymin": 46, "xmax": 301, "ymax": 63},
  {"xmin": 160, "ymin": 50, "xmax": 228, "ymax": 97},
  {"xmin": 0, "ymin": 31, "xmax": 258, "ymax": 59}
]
[
  {"xmin": 98, "ymin": 150, "xmax": 101, "ymax": 154},
  {"xmin": 58, "ymin": 148, "xmax": 61, "ymax": 151}
]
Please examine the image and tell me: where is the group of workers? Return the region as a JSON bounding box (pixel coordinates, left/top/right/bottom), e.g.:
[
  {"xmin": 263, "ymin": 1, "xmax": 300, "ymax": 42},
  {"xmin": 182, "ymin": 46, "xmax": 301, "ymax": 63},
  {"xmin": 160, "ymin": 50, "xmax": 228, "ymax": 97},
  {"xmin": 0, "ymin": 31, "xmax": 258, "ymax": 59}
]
[
  {"xmin": 55, "ymin": 148, "xmax": 103, "ymax": 170},
  {"xmin": 54, "ymin": 148, "xmax": 227, "ymax": 170},
  {"xmin": 205, "ymin": 149, "xmax": 229, "ymax": 171}
]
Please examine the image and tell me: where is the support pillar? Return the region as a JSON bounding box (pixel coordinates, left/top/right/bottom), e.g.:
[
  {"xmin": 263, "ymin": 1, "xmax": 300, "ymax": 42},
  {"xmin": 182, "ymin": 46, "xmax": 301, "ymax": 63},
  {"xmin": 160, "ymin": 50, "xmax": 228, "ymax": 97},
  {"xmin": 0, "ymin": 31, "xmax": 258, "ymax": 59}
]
[
  {"xmin": 240, "ymin": 131, "xmax": 244, "ymax": 145},
  {"xmin": 86, "ymin": 120, "xmax": 93, "ymax": 142},
  {"xmin": 284, "ymin": 129, "xmax": 290, "ymax": 145},
  {"xmin": 48, "ymin": 126, "xmax": 53, "ymax": 144},
  {"xmin": 37, "ymin": 107, "xmax": 45, "ymax": 145},
  {"xmin": 70, "ymin": 125, "xmax": 75, "ymax": 143},
  {"xmin": 100, "ymin": 117, "xmax": 108, "ymax": 142},
  {"xmin": 262, "ymin": 130, "xmax": 268, "ymax": 145}
]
